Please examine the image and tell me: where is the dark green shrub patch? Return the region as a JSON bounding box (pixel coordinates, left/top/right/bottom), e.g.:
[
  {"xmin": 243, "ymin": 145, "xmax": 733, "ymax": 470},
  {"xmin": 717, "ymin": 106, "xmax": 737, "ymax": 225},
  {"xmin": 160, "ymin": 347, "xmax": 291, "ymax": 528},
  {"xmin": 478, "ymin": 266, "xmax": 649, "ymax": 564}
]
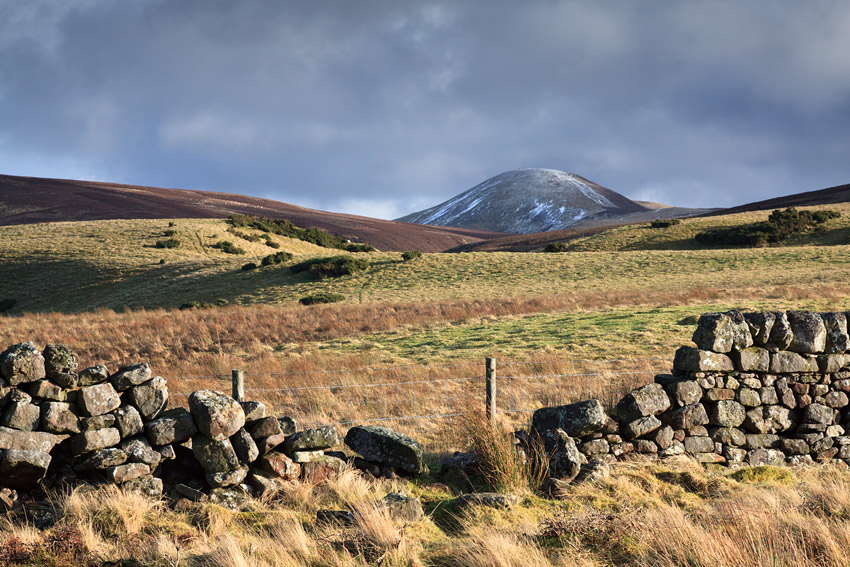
[
  {"xmin": 241, "ymin": 262, "xmax": 258, "ymax": 271},
  {"xmin": 290, "ymin": 255, "xmax": 369, "ymax": 279},
  {"xmin": 228, "ymin": 214, "xmax": 375, "ymax": 251},
  {"xmin": 163, "ymin": 229, "xmax": 177, "ymax": 236},
  {"xmin": 650, "ymin": 219, "xmax": 681, "ymax": 228},
  {"xmin": 261, "ymin": 251, "xmax": 294, "ymax": 266},
  {"xmin": 155, "ymin": 238, "xmax": 181, "ymax": 249},
  {"xmin": 695, "ymin": 207, "xmax": 841, "ymax": 247},
  {"xmin": 0, "ymin": 298, "xmax": 16, "ymax": 313},
  {"xmin": 227, "ymin": 227, "xmax": 261, "ymax": 242},
  {"xmin": 401, "ymin": 250, "xmax": 422, "ymax": 261},
  {"xmin": 543, "ymin": 242, "xmax": 570, "ymax": 253},
  {"xmin": 212, "ymin": 241, "xmax": 246, "ymax": 255},
  {"xmin": 299, "ymin": 292, "xmax": 346, "ymax": 305}
]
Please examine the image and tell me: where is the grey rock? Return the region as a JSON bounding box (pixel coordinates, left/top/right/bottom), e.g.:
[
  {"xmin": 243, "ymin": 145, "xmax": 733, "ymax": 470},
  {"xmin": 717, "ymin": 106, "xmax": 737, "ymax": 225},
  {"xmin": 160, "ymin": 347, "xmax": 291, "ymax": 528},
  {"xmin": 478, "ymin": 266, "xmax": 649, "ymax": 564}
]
[
  {"xmin": 578, "ymin": 438, "xmax": 609, "ymax": 456},
  {"xmin": 290, "ymin": 449, "xmax": 325, "ymax": 463},
  {"xmin": 770, "ymin": 352, "xmax": 814, "ymax": 374},
  {"xmin": 818, "ymin": 354, "xmax": 849, "ymax": 374},
  {"xmin": 28, "ymin": 379, "xmax": 67, "ymax": 401},
  {"xmin": 208, "ymin": 488, "xmax": 250, "ymax": 511},
  {"xmin": 574, "ymin": 459, "xmax": 611, "ymax": 483},
  {"xmin": 531, "ymin": 399, "xmax": 608, "ymax": 437},
  {"xmin": 763, "ymin": 405, "xmax": 794, "ymax": 433},
  {"xmin": 248, "ymin": 472, "xmax": 286, "ymax": 498},
  {"xmin": 192, "ymin": 436, "xmax": 240, "ymax": 473},
  {"xmin": 824, "ymin": 391, "xmax": 849, "ymax": 409},
  {"xmin": 673, "ymin": 347, "xmax": 734, "ymax": 373},
  {"xmin": 0, "ymin": 343, "xmax": 45, "ymax": 386},
  {"xmin": 110, "ymin": 363, "xmax": 152, "ymax": 392},
  {"xmin": 659, "ymin": 439, "xmax": 685, "ymax": 457},
  {"xmin": 787, "ymin": 311, "xmax": 826, "ymax": 354},
  {"xmin": 708, "ymin": 400, "xmax": 746, "ymax": 427},
  {"xmin": 249, "ymin": 416, "xmax": 282, "ymax": 439},
  {"xmin": 747, "ymin": 448, "xmax": 785, "ymax": 466},
  {"xmin": 239, "ymin": 401, "xmax": 267, "ymax": 423},
  {"xmin": 259, "ymin": 452, "xmax": 301, "ymax": 480},
  {"xmin": 42, "ymin": 344, "xmax": 78, "ymax": 388},
  {"xmin": 80, "ymin": 414, "xmax": 116, "ymax": 431},
  {"xmin": 692, "ymin": 311, "xmax": 752, "ymax": 353},
  {"xmin": 759, "ymin": 386, "xmax": 779, "ymax": 405},
  {"xmin": 634, "ymin": 439, "xmax": 658, "ymax": 453},
  {"xmin": 301, "ymin": 455, "xmax": 348, "ymax": 478},
  {"xmin": 822, "ymin": 312, "xmax": 850, "ymax": 353},
  {"xmin": 123, "ymin": 475, "xmax": 163, "ymax": 498},
  {"xmin": 616, "ymin": 383, "xmax": 671, "ymax": 422},
  {"xmin": 70, "ymin": 427, "xmax": 121, "ymax": 455},
  {"xmin": 74, "ymin": 447, "xmax": 128, "ymax": 471},
  {"xmin": 621, "ymin": 415, "xmax": 662, "ymax": 439},
  {"xmin": 0, "ymin": 426, "xmax": 67, "ymax": 452},
  {"xmin": 176, "ymin": 483, "xmax": 208, "ymax": 502},
  {"xmin": 804, "ymin": 403, "xmax": 834, "ymax": 425},
  {"xmin": 344, "ymin": 425, "xmax": 424, "ymax": 474},
  {"xmin": 230, "ymin": 428, "xmax": 259, "ymax": 464},
  {"xmin": 126, "ymin": 376, "xmax": 168, "ymax": 420},
  {"xmin": 743, "ymin": 408, "xmax": 768, "ymax": 434},
  {"xmin": 541, "ymin": 430, "xmax": 583, "ymax": 482},
  {"xmin": 744, "ymin": 434, "xmax": 780, "ymax": 449},
  {"xmin": 156, "ymin": 444, "xmax": 176, "ymax": 461},
  {"xmin": 683, "ymin": 435, "xmax": 715, "ymax": 454},
  {"xmin": 723, "ymin": 446, "xmax": 747, "ymax": 463},
  {"xmin": 768, "ymin": 312, "xmax": 794, "ymax": 351},
  {"xmin": 189, "ymin": 390, "xmax": 246, "ymax": 441},
  {"xmin": 106, "ymin": 463, "xmax": 151, "ymax": 484},
  {"xmin": 736, "ymin": 387, "xmax": 761, "ymax": 407},
  {"xmin": 2, "ymin": 397, "xmax": 41, "ymax": 431},
  {"xmin": 732, "ymin": 348, "xmax": 770, "ymax": 372},
  {"xmin": 665, "ymin": 380, "xmax": 702, "ymax": 407},
  {"xmin": 255, "ymin": 432, "xmax": 286, "ymax": 455},
  {"xmin": 206, "ymin": 464, "xmax": 249, "ymax": 488},
  {"xmin": 454, "ymin": 492, "xmax": 517, "ymax": 510},
  {"xmin": 113, "ymin": 405, "xmax": 144, "ymax": 438},
  {"xmin": 710, "ymin": 427, "xmax": 745, "ymax": 446},
  {"xmin": 78, "ymin": 383, "xmax": 121, "ymax": 417},
  {"xmin": 77, "ymin": 365, "xmax": 109, "ymax": 387},
  {"xmin": 120, "ymin": 436, "xmax": 162, "ymax": 468},
  {"xmin": 662, "ymin": 403, "xmax": 709, "ymax": 430},
  {"xmin": 381, "ymin": 492, "xmax": 425, "ymax": 522},
  {"xmin": 144, "ymin": 408, "xmax": 197, "ymax": 446},
  {"xmin": 778, "ymin": 438, "xmax": 810, "ymax": 455},
  {"xmin": 744, "ymin": 312, "xmax": 776, "ymax": 346},
  {"xmin": 650, "ymin": 425, "xmax": 674, "ymax": 450},
  {"xmin": 40, "ymin": 401, "xmax": 80, "ymax": 434},
  {"xmin": 282, "ymin": 425, "xmax": 339, "ymax": 453},
  {"xmin": 0, "ymin": 449, "xmax": 51, "ymax": 488},
  {"xmin": 278, "ymin": 416, "xmax": 297, "ymax": 435}
]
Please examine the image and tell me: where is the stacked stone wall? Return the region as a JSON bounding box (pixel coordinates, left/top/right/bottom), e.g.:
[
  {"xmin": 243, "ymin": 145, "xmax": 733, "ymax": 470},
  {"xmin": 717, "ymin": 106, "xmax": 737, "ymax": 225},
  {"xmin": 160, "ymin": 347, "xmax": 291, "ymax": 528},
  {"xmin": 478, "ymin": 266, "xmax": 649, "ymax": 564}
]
[{"xmin": 529, "ymin": 310, "xmax": 850, "ymax": 488}]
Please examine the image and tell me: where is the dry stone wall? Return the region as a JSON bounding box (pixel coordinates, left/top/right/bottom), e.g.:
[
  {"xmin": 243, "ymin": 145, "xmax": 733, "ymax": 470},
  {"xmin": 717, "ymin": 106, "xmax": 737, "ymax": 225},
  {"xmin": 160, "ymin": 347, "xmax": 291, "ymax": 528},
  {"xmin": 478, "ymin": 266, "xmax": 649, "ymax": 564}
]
[
  {"xmin": 0, "ymin": 342, "xmax": 424, "ymax": 507},
  {"xmin": 529, "ymin": 310, "xmax": 850, "ymax": 489}
]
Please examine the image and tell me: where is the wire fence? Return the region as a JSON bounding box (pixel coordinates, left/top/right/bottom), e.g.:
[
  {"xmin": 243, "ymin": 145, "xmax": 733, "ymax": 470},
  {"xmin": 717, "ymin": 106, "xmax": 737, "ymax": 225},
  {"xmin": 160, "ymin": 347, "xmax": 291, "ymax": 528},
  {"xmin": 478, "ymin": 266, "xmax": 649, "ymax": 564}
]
[{"xmin": 164, "ymin": 356, "xmax": 669, "ymax": 453}]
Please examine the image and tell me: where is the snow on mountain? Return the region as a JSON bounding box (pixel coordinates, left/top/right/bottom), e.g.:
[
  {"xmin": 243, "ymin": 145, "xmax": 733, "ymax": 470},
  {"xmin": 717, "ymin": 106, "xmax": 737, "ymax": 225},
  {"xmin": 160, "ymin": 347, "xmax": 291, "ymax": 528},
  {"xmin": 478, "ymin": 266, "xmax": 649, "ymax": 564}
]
[{"xmin": 396, "ymin": 168, "xmax": 648, "ymax": 234}]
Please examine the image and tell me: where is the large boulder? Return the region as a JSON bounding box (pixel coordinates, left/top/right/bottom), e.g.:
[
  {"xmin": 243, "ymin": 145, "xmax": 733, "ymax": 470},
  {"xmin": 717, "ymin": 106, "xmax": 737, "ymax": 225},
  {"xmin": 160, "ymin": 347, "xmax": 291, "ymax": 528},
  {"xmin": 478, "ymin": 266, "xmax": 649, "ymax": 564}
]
[
  {"xmin": 541, "ymin": 429, "xmax": 583, "ymax": 482},
  {"xmin": 2, "ymin": 391, "xmax": 41, "ymax": 431},
  {"xmin": 188, "ymin": 390, "xmax": 245, "ymax": 441},
  {"xmin": 767, "ymin": 312, "xmax": 794, "ymax": 351},
  {"xmin": 822, "ymin": 312, "xmax": 850, "ymax": 353},
  {"xmin": 616, "ymin": 383, "xmax": 671, "ymax": 423},
  {"xmin": 787, "ymin": 312, "xmax": 826, "ymax": 354},
  {"xmin": 74, "ymin": 447, "xmax": 128, "ymax": 471},
  {"xmin": 230, "ymin": 429, "xmax": 259, "ymax": 464},
  {"xmin": 40, "ymin": 401, "xmax": 80, "ymax": 434},
  {"xmin": 112, "ymin": 405, "xmax": 144, "ymax": 438},
  {"xmin": 0, "ymin": 449, "xmax": 51, "ymax": 488},
  {"xmin": 77, "ymin": 365, "xmax": 109, "ymax": 387},
  {"xmin": 144, "ymin": 408, "xmax": 197, "ymax": 446},
  {"xmin": 744, "ymin": 312, "xmax": 776, "ymax": 346},
  {"xmin": 708, "ymin": 401, "xmax": 746, "ymax": 428},
  {"xmin": 192, "ymin": 436, "xmax": 240, "ymax": 473},
  {"xmin": 70, "ymin": 428, "xmax": 121, "ymax": 455},
  {"xmin": 344, "ymin": 425, "xmax": 424, "ymax": 474},
  {"xmin": 0, "ymin": 343, "xmax": 45, "ymax": 386},
  {"xmin": 42, "ymin": 343, "xmax": 78, "ymax": 389},
  {"xmin": 531, "ymin": 399, "xmax": 608, "ymax": 437},
  {"xmin": 770, "ymin": 352, "xmax": 817, "ymax": 374},
  {"xmin": 692, "ymin": 311, "xmax": 752, "ymax": 353},
  {"xmin": 0, "ymin": 426, "xmax": 67, "ymax": 452}
]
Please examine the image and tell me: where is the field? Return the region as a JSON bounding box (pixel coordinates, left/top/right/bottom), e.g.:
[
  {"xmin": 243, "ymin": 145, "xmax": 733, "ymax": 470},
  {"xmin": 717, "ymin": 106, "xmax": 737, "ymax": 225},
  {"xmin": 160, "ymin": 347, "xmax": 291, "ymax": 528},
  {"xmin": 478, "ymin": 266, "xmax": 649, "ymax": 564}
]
[{"xmin": 3, "ymin": 207, "xmax": 850, "ymax": 565}]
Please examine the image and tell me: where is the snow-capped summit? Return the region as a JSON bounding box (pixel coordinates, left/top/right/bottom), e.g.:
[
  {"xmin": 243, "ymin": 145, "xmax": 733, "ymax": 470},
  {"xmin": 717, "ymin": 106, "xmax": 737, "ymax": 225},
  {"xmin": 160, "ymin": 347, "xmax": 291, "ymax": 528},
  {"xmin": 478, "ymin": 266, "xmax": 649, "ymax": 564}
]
[{"xmin": 396, "ymin": 168, "xmax": 648, "ymax": 234}]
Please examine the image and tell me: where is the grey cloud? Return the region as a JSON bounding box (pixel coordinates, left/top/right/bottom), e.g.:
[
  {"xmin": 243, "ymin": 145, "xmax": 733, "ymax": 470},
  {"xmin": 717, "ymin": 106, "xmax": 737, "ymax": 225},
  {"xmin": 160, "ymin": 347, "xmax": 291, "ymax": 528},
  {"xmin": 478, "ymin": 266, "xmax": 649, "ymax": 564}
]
[{"xmin": 0, "ymin": 0, "xmax": 848, "ymax": 217}]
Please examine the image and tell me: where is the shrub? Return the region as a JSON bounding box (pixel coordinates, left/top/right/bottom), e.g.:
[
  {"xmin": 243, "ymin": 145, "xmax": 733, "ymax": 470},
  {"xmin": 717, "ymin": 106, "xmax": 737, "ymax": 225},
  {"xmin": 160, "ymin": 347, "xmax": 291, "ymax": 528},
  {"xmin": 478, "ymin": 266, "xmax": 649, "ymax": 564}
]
[
  {"xmin": 212, "ymin": 241, "xmax": 246, "ymax": 255},
  {"xmin": 299, "ymin": 292, "xmax": 346, "ymax": 305},
  {"xmin": 155, "ymin": 238, "xmax": 181, "ymax": 249},
  {"xmin": 260, "ymin": 251, "xmax": 294, "ymax": 266},
  {"xmin": 163, "ymin": 229, "xmax": 177, "ymax": 236},
  {"xmin": 227, "ymin": 227, "xmax": 261, "ymax": 242},
  {"xmin": 345, "ymin": 242, "xmax": 376, "ymax": 252},
  {"xmin": 0, "ymin": 298, "xmax": 16, "ymax": 313},
  {"xmin": 263, "ymin": 235, "xmax": 280, "ymax": 249},
  {"xmin": 228, "ymin": 214, "xmax": 376, "ymax": 252},
  {"xmin": 695, "ymin": 207, "xmax": 841, "ymax": 247},
  {"xmin": 241, "ymin": 262, "xmax": 258, "ymax": 271},
  {"xmin": 168, "ymin": 221, "xmax": 175, "ymax": 227},
  {"xmin": 650, "ymin": 218, "xmax": 681, "ymax": 228},
  {"xmin": 543, "ymin": 242, "xmax": 570, "ymax": 253},
  {"xmin": 158, "ymin": 258, "xmax": 166, "ymax": 265},
  {"xmin": 290, "ymin": 255, "xmax": 369, "ymax": 279},
  {"xmin": 401, "ymin": 250, "xmax": 422, "ymax": 261}
]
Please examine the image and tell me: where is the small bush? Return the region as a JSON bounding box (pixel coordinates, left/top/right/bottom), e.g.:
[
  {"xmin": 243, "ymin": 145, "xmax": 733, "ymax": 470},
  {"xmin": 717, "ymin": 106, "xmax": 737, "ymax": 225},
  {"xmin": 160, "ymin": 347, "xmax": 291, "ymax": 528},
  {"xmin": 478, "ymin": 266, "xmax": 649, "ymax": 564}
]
[
  {"xmin": 290, "ymin": 255, "xmax": 369, "ymax": 279},
  {"xmin": 158, "ymin": 258, "xmax": 166, "ymax": 265},
  {"xmin": 300, "ymin": 292, "xmax": 346, "ymax": 305},
  {"xmin": 695, "ymin": 207, "xmax": 841, "ymax": 247},
  {"xmin": 543, "ymin": 242, "xmax": 570, "ymax": 253},
  {"xmin": 261, "ymin": 251, "xmax": 294, "ymax": 266},
  {"xmin": 212, "ymin": 241, "xmax": 246, "ymax": 255},
  {"xmin": 168, "ymin": 221, "xmax": 175, "ymax": 227},
  {"xmin": 241, "ymin": 262, "xmax": 258, "ymax": 271},
  {"xmin": 227, "ymin": 227, "xmax": 261, "ymax": 242},
  {"xmin": 401, "ymin": 250, "xmax": 422, "ymax": 261},
  {"xmin": 229, "ymin": 213, "xmax": 376, "ymax": 251},
  {"xmin": 155, "ymin": 238, "xmax": 181, "ymax": 249},
  {"xmin": 650, "ymin": 218, "xmax": 681, "ymax": 228},
  {"xmin": 163, "ymin": 229, "xmax": 177, "ymax": 237},
  {"xmin": 263, "ymin": 235, "xmax": 280, "ymax": 249},
  {"xmin": 345, "ymin": 242, "xmax": 376, "ymax": 252}
]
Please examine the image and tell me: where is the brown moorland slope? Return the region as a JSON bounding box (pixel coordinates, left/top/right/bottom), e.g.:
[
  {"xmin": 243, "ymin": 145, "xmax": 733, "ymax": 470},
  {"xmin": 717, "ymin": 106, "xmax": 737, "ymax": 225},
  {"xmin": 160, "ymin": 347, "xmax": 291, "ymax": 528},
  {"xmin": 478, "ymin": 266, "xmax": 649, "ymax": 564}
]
[
  {"xmin": 0, "ymin": 174, "xmax": 505, "ymax": 252},
  {"xmin": 703, "ymin": 181, "xmax": 850, "ymax": 216}
]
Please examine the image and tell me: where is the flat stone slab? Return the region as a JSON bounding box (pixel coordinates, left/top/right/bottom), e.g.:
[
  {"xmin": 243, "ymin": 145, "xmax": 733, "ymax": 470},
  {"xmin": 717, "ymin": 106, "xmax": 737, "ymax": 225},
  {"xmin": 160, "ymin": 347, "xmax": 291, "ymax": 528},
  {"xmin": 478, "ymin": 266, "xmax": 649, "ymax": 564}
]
[
  {"xmin": 0, "ymin": 426, "xmax": 67, "ymax": 453},
  {"xmin": 344, "ymin": 425, "xmax": 424, "ymax": 474},
  {"xmin": 531, "ymin": 399, "xmax": 608, "ymax": 438}
]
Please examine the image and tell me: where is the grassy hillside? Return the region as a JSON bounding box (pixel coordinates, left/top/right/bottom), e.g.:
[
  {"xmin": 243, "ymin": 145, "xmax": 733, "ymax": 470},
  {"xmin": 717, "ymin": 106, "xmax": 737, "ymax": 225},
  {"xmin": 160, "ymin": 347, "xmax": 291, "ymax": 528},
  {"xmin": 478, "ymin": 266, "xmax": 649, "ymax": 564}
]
[
  {"xmin": 4, "ymin": 215, "xmax": 850, "ymax": 313},
  {"xmin": 557, "ymin": 203, "xmax": 850, "ymax": 251}
]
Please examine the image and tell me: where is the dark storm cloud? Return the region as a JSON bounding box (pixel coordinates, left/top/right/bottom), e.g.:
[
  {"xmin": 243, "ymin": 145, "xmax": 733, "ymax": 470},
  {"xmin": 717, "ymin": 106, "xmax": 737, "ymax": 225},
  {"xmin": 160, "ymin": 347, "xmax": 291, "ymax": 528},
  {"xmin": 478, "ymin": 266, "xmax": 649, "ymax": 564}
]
[{"xmin": 1, "ymin": 0, "xmax": 848, "ymax": 217}]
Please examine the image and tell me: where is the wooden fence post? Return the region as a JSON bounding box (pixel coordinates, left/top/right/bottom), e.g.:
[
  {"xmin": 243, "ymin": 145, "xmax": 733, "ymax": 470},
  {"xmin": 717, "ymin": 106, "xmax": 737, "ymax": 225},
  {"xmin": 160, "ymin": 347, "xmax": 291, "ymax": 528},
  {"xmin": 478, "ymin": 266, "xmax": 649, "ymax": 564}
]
[
  {"xmin": 232, "ymin": 369, "xmax": 244, "ymax": 402},
  {"xmin": 486, "ymin": 357, "xmax": 496, "ymax": 422}
]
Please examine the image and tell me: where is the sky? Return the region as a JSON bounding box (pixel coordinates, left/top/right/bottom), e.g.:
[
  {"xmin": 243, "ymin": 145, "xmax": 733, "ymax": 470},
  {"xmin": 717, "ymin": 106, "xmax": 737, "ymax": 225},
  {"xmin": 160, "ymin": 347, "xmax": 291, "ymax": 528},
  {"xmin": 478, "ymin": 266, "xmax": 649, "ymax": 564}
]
[{"xmin": 1, "ymin": 1, "xmax": 849, "ymax": 219}]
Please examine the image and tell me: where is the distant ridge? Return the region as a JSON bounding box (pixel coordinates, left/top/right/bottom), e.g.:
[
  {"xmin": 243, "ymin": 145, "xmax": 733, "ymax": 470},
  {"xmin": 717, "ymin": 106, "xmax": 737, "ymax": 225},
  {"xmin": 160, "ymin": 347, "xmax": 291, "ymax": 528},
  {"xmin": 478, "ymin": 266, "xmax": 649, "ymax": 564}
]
[
  {"xmin": 0, "ymin": 174, "xmax": 504, "ymax": 252},
  {"xmin": 397, "ymin": 168, "xmax": 650, "ymax": 234},
  {"xmin": 705, "ymin": 182, "xmax": 850, "ymax": 216}
]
